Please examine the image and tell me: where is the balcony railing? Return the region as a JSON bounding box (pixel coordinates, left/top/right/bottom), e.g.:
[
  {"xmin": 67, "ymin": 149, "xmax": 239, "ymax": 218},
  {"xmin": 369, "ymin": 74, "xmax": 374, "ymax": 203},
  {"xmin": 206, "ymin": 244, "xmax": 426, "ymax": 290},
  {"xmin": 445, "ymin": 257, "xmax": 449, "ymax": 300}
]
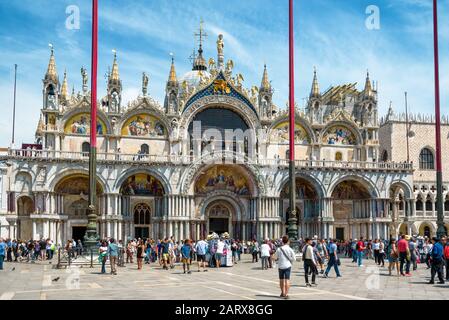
[{"xmin": 3, "ymin": 149, "xmax": 414, "ymax": 171}]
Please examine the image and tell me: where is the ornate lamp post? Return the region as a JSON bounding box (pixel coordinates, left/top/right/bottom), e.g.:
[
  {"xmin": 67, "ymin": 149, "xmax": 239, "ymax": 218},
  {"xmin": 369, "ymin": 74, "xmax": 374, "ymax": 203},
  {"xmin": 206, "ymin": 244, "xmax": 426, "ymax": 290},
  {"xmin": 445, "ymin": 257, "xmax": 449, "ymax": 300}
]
[
  {"xmin": 84, "ymin": 0, "xmax": 99, "ymax": 251},
  {"xmin": 432, "ymin": 0, "xmax": 446, "ymax": 238},
  {"xmin": 287, "ymin": 0, "xmax": 298, "ymax": 240}
]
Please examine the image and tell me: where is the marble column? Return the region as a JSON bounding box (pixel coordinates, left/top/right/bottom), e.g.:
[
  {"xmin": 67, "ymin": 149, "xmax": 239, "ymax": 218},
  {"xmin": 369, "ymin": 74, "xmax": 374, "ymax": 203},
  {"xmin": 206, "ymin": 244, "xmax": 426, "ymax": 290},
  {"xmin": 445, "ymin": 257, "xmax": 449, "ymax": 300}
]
[
  {"xmin": 118, "ymin": 221, "xmax": 122, "ymax": 241},
  {"xmin": 179, "ymin": 221, "xmax": 184, "ymax": 241},
  {"xmin": 169, "ymin": 221, "xmax": 173, "ymax": 238},
  {"xmin": 32, "ymin": 221, "xmax": 37, "ymax": 240}
]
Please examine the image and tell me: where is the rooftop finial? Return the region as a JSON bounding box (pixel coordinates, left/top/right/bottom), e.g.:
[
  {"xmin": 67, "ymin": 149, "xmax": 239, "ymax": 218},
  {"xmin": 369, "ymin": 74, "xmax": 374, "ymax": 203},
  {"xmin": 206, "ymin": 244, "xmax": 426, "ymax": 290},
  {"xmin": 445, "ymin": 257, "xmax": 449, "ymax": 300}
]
[
  {"xmin": 310, "ymin": 67, "xmax": 320, "ymax": 98},
  {"xmin": 364, "ymin": 70, "xmax": 373, "ymax": 98},
  {"xmin": 110, "ymin": 49, "xmax": 119, "ymax": 81},
  {"xmin": 61, "ymin": 69, "xmax": 68, "ymax": 99},
  {"xmin": 192, "ymin": 19, "xmax": 208, "ymax": 71},
  {"xmin": 168, "ymin": 52, "xmax": 177, "ymax": 83},
  {"xmin": 45, "ymin": 43, "xmax": 58, "ymax": 82},
  {"xmin": 260, "ymin": 64, "xmax": 271, "ymax": 90}
]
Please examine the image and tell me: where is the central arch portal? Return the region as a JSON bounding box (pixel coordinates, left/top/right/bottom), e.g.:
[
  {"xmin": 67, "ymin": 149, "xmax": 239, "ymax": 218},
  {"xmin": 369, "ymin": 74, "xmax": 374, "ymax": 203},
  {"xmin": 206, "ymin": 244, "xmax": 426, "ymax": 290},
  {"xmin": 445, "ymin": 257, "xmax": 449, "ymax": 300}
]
[{"xmin": 205, "ymin": 200, "xmax": 235, "ymax": 236}]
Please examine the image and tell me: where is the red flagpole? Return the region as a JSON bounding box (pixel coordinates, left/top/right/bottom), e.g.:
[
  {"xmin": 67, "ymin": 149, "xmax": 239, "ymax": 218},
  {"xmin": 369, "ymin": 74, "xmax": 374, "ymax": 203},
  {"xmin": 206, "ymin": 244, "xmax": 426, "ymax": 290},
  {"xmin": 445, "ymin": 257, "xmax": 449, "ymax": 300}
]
[
  {"xmin": 432, "ymin": 0, "xmax": 445, "ymax": 237},
  {"xmin": 90, "ymin": 0, "xmax": 98, "ymax": 150},
  {"xmin": 289, "ymin": 0, "xmax": 295, "ymax": 157},
  {"xmin": 85, "ymin": 0, "xmax": 99, "ymax": 248},
  {"xmin": 287, "ymin": 0, "xmax": 298, "ymax": 240}
]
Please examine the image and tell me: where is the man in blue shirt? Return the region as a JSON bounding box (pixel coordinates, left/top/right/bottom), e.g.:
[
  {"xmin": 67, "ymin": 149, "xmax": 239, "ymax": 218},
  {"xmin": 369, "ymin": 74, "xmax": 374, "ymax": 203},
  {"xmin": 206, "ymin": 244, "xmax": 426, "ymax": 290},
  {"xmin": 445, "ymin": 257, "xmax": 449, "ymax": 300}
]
[
  {"xmin": 195, "ymin": 236, "xmax": 209, "ymax": 272},
  {"xmin": 108, "ymin": 238, "xmax": 119, "ymax": 275},
  {"xmin": 181, "ymin": 239, "xmax": 192, "ymax": 274},
  {"xmin": 428, "ymin": 237, "xmax": 445, "ymax": 284},
  {"xmin": 0, "ymin": 238, "xmax": 7, "ymax": 270},
  {"xmin": 323, "ymin": 239, "xmax": 342, "ymax": 278}
]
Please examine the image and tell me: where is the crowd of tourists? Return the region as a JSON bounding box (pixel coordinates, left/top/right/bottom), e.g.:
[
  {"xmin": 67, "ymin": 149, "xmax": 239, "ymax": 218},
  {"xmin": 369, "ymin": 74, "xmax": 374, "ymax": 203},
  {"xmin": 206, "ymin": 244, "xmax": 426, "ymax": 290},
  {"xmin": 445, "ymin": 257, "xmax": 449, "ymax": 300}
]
[
  {"xmin": 273, "ymin": 234, "xmax": 449, "ymax": 299},
  {"xmin": 1, "ymin": 233, "xmax": 449, "ymax": 300},
  {"xmin": 0, "ymin": 238, "xmax": 57, "ymax": 268},
  {"xmin": 95, "ymin": 235, "xmax": 247, "ymax": 275}
]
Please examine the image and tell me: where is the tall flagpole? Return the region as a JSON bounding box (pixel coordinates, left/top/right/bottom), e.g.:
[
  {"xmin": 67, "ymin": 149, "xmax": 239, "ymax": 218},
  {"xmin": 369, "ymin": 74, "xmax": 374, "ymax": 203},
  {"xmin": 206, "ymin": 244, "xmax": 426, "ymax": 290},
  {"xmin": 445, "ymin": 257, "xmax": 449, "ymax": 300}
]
[
  {"xmin": 432, "ymin": 0, "xmax": 445, "ymax": 238},
  {"xmin": 287, "ymin": 0, "xmax": 298, "ymax": 240},
  {"xmin": 11, "ymin": 64, "xmax": 17, "ymax": 147},
  {"xmin": 85, "ymin": 0, "xmax": 99, "ymax": 250},
  {"xmin": 404, "ymin": 92, "xmax": 410, "ymax": 163}
]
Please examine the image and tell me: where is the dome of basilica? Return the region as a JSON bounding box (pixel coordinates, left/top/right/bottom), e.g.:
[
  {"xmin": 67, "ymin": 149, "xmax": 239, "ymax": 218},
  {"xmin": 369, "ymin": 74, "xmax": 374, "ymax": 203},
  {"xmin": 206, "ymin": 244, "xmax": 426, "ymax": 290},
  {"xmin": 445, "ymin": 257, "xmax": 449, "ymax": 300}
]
[{"xmin": 180, "ymin": 70, "xmax": 211, "ymax": 89}]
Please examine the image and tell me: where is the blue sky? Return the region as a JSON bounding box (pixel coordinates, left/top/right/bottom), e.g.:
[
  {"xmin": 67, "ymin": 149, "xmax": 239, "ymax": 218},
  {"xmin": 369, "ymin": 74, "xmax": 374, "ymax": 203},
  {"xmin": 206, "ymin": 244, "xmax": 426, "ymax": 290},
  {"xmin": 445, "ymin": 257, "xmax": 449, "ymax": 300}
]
[{"xmin": 0, "ymin": 0, "xmax": 448, "ymax": 146}]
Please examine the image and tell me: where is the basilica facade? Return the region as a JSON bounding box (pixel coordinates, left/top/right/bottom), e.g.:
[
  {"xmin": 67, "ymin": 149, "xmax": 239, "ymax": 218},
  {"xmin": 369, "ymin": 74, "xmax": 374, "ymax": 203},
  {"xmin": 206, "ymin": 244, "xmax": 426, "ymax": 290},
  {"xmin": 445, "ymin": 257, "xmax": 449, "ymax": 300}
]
[{"xmin": 0, "ymin": 30, "xmax": 448, "ymax": 244}]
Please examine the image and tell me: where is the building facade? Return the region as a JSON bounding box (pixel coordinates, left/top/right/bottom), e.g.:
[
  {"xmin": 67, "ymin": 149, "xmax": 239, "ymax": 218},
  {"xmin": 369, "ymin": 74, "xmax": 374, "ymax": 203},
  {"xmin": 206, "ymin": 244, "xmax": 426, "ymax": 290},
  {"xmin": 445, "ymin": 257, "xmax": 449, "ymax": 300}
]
[{"xmin": 0, "ymin": 31, "xmax": 447, "ymax": 244}]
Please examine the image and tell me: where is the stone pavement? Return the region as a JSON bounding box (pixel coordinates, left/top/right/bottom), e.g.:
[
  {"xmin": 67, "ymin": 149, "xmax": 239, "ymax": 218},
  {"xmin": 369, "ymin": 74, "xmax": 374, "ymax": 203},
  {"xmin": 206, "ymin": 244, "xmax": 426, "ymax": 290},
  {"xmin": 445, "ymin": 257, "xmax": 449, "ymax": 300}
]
[{"xmin": 0, "ymin": 255, "xmax": 448, "ymax": 300}]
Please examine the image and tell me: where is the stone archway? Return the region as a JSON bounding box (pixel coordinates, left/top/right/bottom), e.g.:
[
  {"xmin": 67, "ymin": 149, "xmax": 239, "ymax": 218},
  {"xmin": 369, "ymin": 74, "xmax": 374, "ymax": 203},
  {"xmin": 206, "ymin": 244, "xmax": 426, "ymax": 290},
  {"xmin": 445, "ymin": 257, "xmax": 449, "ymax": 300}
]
[
  {"xmin": 280, "ymin": 177, "xmax": 320, "ymax": 238},
  {"xmin": 205, "ymin": 200, "xmax": 235, "ymax": 236},
  {"xmin": 54, "ymin": 174, "xmax": 104, "ymax": 243},
  {"xmin": 331, "ymin": 179, "xmax": 372, "ymax": 240},
  {"xmin": 17, "ymin": 196, "xmax": 34, "ymax": 240},
  {"xmin": 418, "ymin": 222, "xmax": 435, "ymax": 238}
]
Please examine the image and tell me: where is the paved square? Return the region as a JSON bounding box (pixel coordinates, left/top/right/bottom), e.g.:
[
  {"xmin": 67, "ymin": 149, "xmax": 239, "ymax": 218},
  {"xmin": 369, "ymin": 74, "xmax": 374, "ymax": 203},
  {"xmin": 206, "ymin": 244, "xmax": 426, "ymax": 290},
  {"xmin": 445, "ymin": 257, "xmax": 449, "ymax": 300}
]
[{"xmin": 0, "ymin": 255, "xmax": 448, "ymax": 300}]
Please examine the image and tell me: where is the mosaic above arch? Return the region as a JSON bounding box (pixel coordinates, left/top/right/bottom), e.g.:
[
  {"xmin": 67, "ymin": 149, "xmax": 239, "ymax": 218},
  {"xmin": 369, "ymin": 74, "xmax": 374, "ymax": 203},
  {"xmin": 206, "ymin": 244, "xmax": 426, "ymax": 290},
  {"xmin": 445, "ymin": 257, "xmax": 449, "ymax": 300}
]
[
  {"xmin": 272, "ymin": 122, "xmax": 310, "ymax": 144},
  {"xmin": 55, "ymin": 175, "xmax": 103, "ymax": 195},
  {"xmin": 322, "ymin": 126, "xmax": 356, "ymax": 145},
  {"xmin": 331, "ymin": 180, "xmax": 370, "ymax": 199},
  {"xmin": 281, "ymin": 178, "xmax": 318, "ymax": 199},
  {"xmin": 64, "ymin": 113, "xmax": 106, "ymax": 135},
  {"xmin": 195, "ymin": 165, "xmax": 251, "ymax": 196},
  {"xmin": 121, "ymin": 114, "xmax": 167, "ymax": 138},
  {"xmin": 120, "ymin": 173, "xmax": 165, "ymax": 196}
]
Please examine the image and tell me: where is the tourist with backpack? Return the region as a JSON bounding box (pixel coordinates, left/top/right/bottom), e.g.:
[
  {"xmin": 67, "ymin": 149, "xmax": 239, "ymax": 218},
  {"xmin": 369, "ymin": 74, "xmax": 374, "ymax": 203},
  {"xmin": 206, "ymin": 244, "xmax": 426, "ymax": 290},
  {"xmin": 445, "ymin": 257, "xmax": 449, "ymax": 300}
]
[
  {"xmin": 275, "ymin": 235, "xmax": 296, "ymax": 299},
  {"xmin": 302, "ymin": 238, "xmax": 318, "ymax": 287}
]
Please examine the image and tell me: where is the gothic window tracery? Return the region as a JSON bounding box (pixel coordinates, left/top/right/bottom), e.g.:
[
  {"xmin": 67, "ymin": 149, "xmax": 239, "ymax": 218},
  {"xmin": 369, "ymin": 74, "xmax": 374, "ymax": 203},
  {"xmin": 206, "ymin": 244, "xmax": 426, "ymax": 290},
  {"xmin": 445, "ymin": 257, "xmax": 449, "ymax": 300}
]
[
  {"xmin": 419, "ymin": 148, "xmax": 435, "ymax": 170},
  {"xmin": 134, "ymin": 203, "xmax": 151, "ymax": 225}
]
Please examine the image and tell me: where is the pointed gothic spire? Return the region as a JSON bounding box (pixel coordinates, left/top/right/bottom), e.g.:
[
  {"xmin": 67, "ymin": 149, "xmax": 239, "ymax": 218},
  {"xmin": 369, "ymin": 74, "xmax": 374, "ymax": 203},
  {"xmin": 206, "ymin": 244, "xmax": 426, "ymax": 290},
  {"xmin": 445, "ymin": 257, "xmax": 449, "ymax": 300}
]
[
  {"xmin": 61, "ymin": 69, "xmax": 68, "ymax": 99},
  {"xmin": 45, "ymin": 44, "xmax": 58, "ymax": 83},
  {"xmin": 364, "ymin": 70, "xmax": 373, "ymax": 98},
  {"xmin": 168, "ymin": 54, "xmax": 177, "ymax": 83},
  {"xmin": 310, "ymin": 67, "xmax": 320, "ymax": 98},
  {"xmin": 110, "ymin": 49, "xmax": 120, "ymax": 81},
  {"xmin": 260, "ymin": 64, "xmax": 271, "ymax": 90}
]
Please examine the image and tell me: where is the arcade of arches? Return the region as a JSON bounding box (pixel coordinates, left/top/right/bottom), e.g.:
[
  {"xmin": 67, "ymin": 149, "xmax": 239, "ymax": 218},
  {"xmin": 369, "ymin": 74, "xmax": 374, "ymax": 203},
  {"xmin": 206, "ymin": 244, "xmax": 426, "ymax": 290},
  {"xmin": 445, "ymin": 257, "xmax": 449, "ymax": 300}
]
[{"xmin": 8, "ymin": 168, "xmax": 444, "ymax": 243}]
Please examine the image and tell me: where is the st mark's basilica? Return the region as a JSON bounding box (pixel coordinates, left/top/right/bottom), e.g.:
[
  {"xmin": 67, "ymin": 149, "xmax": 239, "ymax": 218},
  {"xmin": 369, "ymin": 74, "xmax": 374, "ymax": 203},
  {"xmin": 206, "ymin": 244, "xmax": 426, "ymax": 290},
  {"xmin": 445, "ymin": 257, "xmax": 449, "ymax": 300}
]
[{"xmin": 1, "ymin": 27, "xmax": 449, "ymax": 244}]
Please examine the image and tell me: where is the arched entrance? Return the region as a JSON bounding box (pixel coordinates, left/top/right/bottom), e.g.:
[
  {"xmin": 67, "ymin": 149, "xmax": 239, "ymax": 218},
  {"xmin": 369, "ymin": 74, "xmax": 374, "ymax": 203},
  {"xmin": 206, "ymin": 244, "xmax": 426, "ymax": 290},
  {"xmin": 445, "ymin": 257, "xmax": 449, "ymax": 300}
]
[
  {"xmin": 55, "ymin": 174, "xmax": 103, "ymax": 242},
  {"xmin": 120, "ymin": 173, "xmax": 165, "ymax": 239},
  {"xmin": 398, "ymin": 223, "xmax": 408, "ymax": 236},
  {"xmin": 17, "ymin": 196, "xmax": 34, "ymax": 240},
  {"xmin": 280, "ymin": 177, "xmax": 320, "ymax": 238},
  {"xmin": 205, "ymin": 200, "xmax": 235, "ymax": 236},
  {"xmin": 419, "ymin": 222, "xmax": 433, "ymax": 238},
  {"xmin": 331, "ymin": 179, "xmax": 372, "ymax": 240}
]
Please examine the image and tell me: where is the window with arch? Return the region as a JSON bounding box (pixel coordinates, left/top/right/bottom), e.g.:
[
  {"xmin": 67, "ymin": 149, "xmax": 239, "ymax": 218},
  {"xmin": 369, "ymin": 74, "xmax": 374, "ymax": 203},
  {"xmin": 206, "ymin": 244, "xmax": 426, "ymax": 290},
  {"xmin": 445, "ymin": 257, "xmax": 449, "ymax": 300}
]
[
  {"xmin": 47, "ymin": 84, "xmax": 55, "ymax": 95},
  {"xmin": 419, "ymin": 148, "xmax": 435, "ymax": 170},
  {"xmin": 416, "ymin": 195, "xmax": 423, "ymax": 211},
  {"xmin": 424, "ymin": 226, "xmax": 431, "ymax": 237},
  {"xmin": 425, "ymin": 195, "xmax": 433, "ymax": 211},
  {"xmin": 82, "ymin": 142, "xmax": 90, "ymax": 154},
  {"xmin": 381, "ymin": 150, "xmax": 388, "ymax": 162},
  {"xmin": 335, "ymin": 152, "xmax": 343, "ymax": 161},
  {"xmin": 445, "ymin": 196, "xmax": 449, "ymax": 211},
  {"xmin": 398, "ymin": 194, "xmax": 404, "ymax": 210},
  {"xmin": 285, "ymin": 150, "xmax": 290, "ymax": 160},
  {"xmin": 134, "ymin": 203, "xmax": 151, "ymax": 225},
  {"xmin": 140, "ymin": 144, "xmax": 149, "ymax": 155}
]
